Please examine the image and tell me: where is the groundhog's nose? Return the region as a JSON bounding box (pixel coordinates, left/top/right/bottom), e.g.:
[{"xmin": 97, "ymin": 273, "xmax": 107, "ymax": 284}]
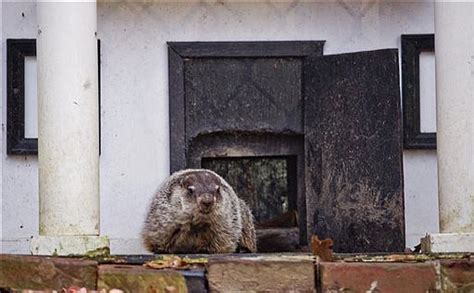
[{"xmin": 198, "ymin": 194, "xmax": 215, "ymax": 212}]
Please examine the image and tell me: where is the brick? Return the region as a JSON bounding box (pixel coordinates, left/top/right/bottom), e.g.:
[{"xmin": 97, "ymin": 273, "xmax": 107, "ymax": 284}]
[
  {"xmin": 440, "ymin": 259, "xmax": 474, "ymax": 292},
  {"xmin": 0, "ymin": 255, "xmax": 97, "ymax": 290},
  {"xmin": 320, "ymin": 262, "xmax": 437, "ymax": 293},
  {"xmin": 206, "ymin": 255, "xmax": 315, "ymax": 292},
  {"xmin": 97, "ymin": 265, "xmax": 187, "ymax": 292}
]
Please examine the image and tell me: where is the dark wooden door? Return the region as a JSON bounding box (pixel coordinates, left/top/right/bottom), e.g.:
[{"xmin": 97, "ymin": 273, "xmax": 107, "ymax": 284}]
[{"xmin": 304, "ymin": 49, "xmax": 405, "ymax": 253}]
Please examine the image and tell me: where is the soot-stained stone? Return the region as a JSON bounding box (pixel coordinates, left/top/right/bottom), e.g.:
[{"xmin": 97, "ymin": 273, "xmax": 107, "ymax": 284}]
[
  {"xmin": 168, "ymin": 41, "xmax": 324, "ymax": 173},
  {"xmin": 304, "ymin": 49, "xmax": 404, "ymax": 253},
  {"xmin": 184, "ymin": 57, "xmax": 303, "ymax": 139}
]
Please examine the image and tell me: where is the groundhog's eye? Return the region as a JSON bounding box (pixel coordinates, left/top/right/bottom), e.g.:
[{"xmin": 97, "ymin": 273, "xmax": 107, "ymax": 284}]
[
  {"xmin": 187, "ymin": 186, "xmax": 195, "ymax": 195},
  {"xmin": 215, "ymin": 185, "xmax": 220, "ymax": 192}
]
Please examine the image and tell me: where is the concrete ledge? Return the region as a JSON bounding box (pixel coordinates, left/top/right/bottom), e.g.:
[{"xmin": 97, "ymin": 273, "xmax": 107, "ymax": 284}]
[
  {"xmin": 206, "ymin": 254, "xmax": 315, "ymax": 292},
  {"xmin": 422, "ymin": 232, "xmax": 474, "ymax": 253},
  {"xmin": 30, "ymin": 235, "xmax": 109, "ymax": 256},
  {"xmin": 0, "ymin": 254, "xmax": 98, "ymax": 290}
]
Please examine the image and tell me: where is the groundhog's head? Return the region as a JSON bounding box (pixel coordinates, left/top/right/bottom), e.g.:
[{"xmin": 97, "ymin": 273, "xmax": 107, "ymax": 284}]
[{"xmin": 179, "ymin": 171, "xmax": 222, "ymax": 215}]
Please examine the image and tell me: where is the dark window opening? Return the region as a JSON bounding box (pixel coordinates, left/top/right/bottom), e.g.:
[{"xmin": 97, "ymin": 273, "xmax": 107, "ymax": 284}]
[{"xmin": 202, "ymin": 155, "xmax": 300, "ymax": 252}]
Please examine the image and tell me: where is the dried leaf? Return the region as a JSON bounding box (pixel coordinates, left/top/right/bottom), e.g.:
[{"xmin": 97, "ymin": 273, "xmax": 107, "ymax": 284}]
[
  {"xmin": 311, "ymin": 235, "xmax": 334, "ymax": 261},
  {"xmin": 144, "ymin": 255, "xmax": 207, "ymax": 270}
]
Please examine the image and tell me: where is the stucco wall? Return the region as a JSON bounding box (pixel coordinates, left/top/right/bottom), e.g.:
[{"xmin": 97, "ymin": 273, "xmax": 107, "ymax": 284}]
[
  {"xmin": 0, "ymin": 0, "xmax": 3, "ymax": 253},
  {"xmin": 2, "ymin": 2, "xmax": 38, "ymax": 254},
  {"xmin": 1, "ymin": 1, "xmax": 438, "ymax": 254}
]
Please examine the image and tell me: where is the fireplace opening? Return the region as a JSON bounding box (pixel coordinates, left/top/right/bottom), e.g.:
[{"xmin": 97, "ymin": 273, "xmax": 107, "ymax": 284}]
[
  {"xmin": 170, "ymin": 42, "xmax": 405, "ymax": 253},
  {"xmin": 202, "ymin": 155, "xmax": 297, "ymax": 224},
  {"xmin": 202, "ymin": 155, "xmax": 301, "ymax": 252}
]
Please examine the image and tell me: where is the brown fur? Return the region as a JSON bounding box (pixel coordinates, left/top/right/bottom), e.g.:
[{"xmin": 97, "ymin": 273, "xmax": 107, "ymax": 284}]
[{"xmin": 142, "ymin": 169, "xmax": 257, "ymax": 253}]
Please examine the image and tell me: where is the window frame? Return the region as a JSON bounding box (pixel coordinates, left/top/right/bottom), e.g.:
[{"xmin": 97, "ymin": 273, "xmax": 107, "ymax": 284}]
[
  {"xmin": 401, "ymin": 34, "xmax": 436, "ymax": 149},
  {"xmin": 6, "ymin": 39, "xmax": 101, "ymax": 155}
]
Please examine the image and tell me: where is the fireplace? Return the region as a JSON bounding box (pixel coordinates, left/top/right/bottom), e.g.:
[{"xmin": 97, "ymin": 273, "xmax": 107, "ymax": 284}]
[
  {"xmin": 188, "ymin": 132, "xmax": 306, "ymax": 251},
  {"xmin": 168, "ymin": 42, "xmax": 405, "ymax": 253}
]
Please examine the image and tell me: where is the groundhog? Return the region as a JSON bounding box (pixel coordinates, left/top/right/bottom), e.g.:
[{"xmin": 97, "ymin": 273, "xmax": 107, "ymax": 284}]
[{"xmin": 142, "ymin": 169, "xmax": 257, "ymax": 254}]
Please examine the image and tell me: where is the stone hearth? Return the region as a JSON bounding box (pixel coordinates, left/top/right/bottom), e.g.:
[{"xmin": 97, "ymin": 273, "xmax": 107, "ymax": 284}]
[{"xmin": 1, "ymin": 254, "xmax": 472, "ymax": 292}]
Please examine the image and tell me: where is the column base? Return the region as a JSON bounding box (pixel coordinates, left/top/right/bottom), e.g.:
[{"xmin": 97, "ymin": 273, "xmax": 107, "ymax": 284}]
[
  {"xmin": 421, "ymin": 232, "xmax": 474, "ymax": 253},
  {"xmin": 30, "ymin": 235, "xmax": 110, "ymax": 256}
]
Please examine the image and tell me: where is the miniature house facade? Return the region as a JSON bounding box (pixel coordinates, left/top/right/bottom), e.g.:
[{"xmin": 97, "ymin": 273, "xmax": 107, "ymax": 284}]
[{"xmin": 1, "ymin": 1, "xmax": 472, "ymax": 255}]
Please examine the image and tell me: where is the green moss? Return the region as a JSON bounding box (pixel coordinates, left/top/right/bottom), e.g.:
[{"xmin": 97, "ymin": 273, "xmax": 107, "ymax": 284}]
[{"xmin": 82, "ymin": 247, "xmax": 112, "ymax": 259}]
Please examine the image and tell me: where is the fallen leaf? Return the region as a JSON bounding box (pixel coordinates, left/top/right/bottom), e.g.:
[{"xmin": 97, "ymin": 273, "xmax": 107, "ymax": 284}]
[
  {"xmin": 145, "ymin": 256, "xmax": 189, "ymax": 270},
  {"xmin": 311, "ymin": 235, "xmax": 334, "ymax": 261},
  {"xmin": 143, "ymin": 255, "xmax": 209, "ymax": 270}
]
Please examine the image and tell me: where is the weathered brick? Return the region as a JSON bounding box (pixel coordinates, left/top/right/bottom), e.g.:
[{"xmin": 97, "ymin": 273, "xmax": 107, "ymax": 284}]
[
  {"xmin": 97, "ymin": 265, "xmax": 188, "ymax": 292},
  {"xmin": 206, "ymin": 255, "xmax": 315, "ymax": 292},
  {"xmin": 320, "ymin": 262, "xmax": 437, "ymax": 293},
  {"xmin": 0, "ymin": 255, "xmax": 97, "ymax": 290},
  {"xmin": 440, "ymin": 259, "xmax": 474, "ymax": 292}
]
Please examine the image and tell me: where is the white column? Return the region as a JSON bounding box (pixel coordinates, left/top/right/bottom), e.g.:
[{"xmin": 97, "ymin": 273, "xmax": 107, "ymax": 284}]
[
  {"xmin": 422, "ymin": 2, "xmax": 474, "ymax": 253},
  {"xmin": 31, "ymin": 1, "xmax": 108, "ymax": 255}
]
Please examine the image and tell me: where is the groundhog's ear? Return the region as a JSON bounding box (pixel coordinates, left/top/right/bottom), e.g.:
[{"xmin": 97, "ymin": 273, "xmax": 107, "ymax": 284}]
[{"xmin": 180, "ymin": 174, "xmax": 194, "ymax": 188}]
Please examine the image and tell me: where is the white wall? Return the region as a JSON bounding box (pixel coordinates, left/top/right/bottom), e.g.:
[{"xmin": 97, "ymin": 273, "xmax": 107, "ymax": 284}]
[
  {"xmin": 0, "ymin": 0, "xmax": 3, "ymax": 253},
  {"xmin": 1, "ymin": 2, "xmax": 38, "ymax": 254},
  {"xmin": 2, "ymin": 1, "xmax": 438, "ymax": 254}
]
